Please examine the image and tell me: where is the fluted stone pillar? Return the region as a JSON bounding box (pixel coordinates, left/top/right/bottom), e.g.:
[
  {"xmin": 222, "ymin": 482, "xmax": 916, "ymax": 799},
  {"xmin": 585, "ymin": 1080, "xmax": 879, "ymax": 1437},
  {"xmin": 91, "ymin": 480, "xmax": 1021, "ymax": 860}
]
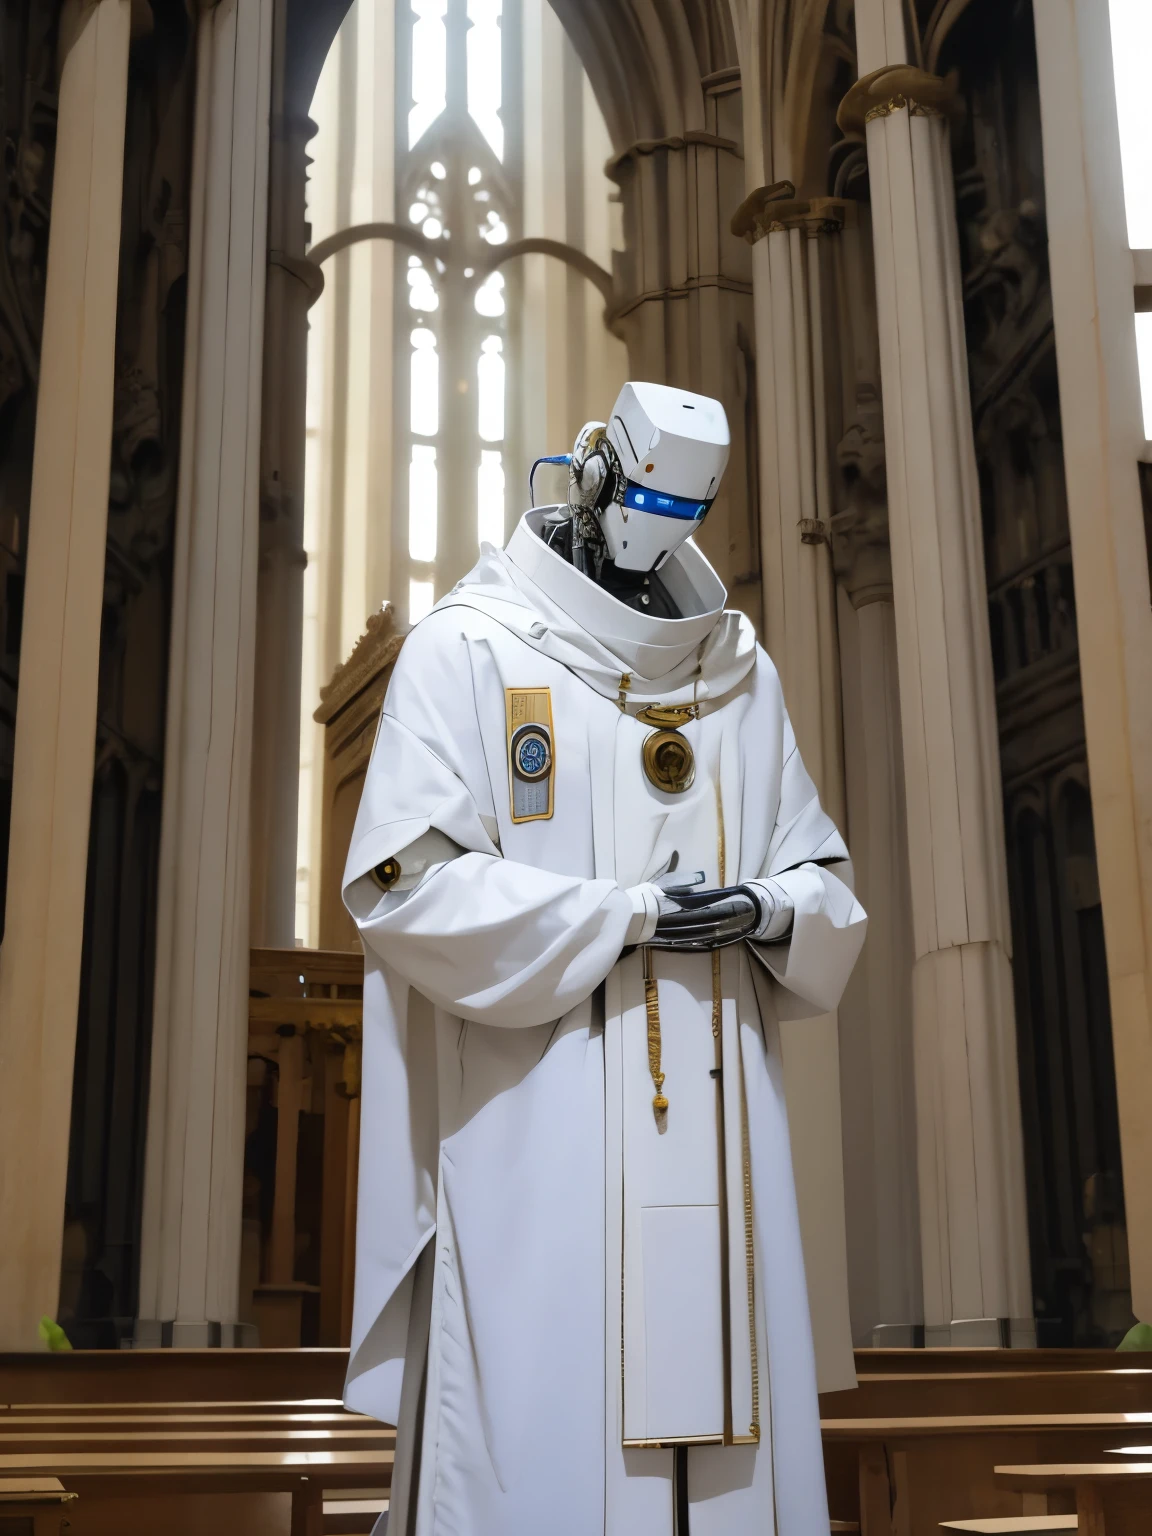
[
  {"xmin": 250, "ymin": 74, "xmax": 317, "ymax": 946},
  {"xmin": 844, "ymin": 3, "xmax": 1033, "ymax": 1343},
  {"xmin": 136, "ymin": 0, "xmax": 273, "ymax": 1347},
  {"xmin": 0, "ymin": 0, "xmax": 132, "ymax": 1351},
  {"xmin": 738, "ymin": 191, "xmax": 856, "ymax": 1389},
  {"xmin": 833, "ymin": 470, "xmax": 922, "ymax": 1346},
  {"xmin": 828, "ymin": 204, "xmax": 922, "ymax": 1347},
  {"xmin": 1033, "ymin": 0, "xmax": 1152, "ymax": 1324}
]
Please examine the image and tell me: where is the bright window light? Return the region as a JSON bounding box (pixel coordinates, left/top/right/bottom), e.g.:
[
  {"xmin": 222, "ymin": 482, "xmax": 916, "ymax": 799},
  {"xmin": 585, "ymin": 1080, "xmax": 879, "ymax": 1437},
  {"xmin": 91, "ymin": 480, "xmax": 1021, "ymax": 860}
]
[
  {"xmin": 467, "ymin": 0, "xmax": 503, "ymax": 160},
  {"xmin": 410, "ymin": 328, "xmax": 438, "ymax": 437},
  {"xmin": 1110, "ymin": 0, "xmax": 1152, "ymax": 248},
  {"xmin": 409, "ymin": 0, "xmax": 447, "ymax": 149},
  {"xmin": 474, "ymin": 271, "xmax": 505, "ymax": 317},
  {"xmin": 1135, "ymin": 314, "xmax": 1152, "ymax": 438},
  {"xmin": 409, "ymin": 445, "xmax": 438, "ymax": 562},
  {"xmin": 409, "ymin": 578, "xmax": 436, "ymax": 624},
  {"xmin": 408, "ymin": 260, "xmax": 438, "ymax": 313},
  {"xmin": 478, "ymin": 450, "xmax": 505, "ymax": 547},
  {"xmin": 477, "ymin": 335, "xmax": 504, "ymax": 442}
]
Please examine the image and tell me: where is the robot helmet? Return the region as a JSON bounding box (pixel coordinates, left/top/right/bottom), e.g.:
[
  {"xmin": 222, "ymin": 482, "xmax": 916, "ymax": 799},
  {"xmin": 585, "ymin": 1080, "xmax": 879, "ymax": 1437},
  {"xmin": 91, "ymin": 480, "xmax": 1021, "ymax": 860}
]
[{"xmin": 595, "ymin": 382, "xmax": 730, "ymax": 573}]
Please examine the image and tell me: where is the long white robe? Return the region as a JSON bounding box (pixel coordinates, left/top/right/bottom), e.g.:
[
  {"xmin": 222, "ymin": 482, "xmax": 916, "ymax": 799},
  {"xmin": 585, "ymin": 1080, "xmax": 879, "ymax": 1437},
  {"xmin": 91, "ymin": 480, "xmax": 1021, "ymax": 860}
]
[{"xmin": 342, "ymin": 514, "xmax": 867, "ymax": 1535}]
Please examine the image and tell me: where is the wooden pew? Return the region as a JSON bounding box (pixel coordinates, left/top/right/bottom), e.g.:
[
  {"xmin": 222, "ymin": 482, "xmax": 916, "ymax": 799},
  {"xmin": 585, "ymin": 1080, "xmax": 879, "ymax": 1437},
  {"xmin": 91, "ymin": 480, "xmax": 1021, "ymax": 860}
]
[
  {"xmin": 822, "ymin": 1410, "xmax": 1150, "ymax": 1532},
  {"xmin": 0, "ymin": 1354, "xmax": 394, "ymax": 1535},
  {"xmin": 856, "ymin": 1350, "xmax": 1125, "ymax": 1377},
  {"xmin": 0, "ymin": 1478, "xmax": 77, "ymax": 1535},
  {"xmin": 0, "ymin": 1449, "xmax": 394, "ymax": 1536},
  {"xmin": 824, "ymin": 1368, "xmax": 1152, "ymax": 1419},
  {"xmin": 323, "ymin": 1496, "xmax": 387, "ymax": 1534},
  {"xmin": 0, "ymin": 1416, "xmax": 395, "ymax": 1455},
  {"xmin": 819, "ymin": 1352, "xmax": 1152, "ymax": 1531},
  {"xmin": 996, "ymin": 1463, "xmax": 1152, "ymax": 1536},
  {"xmin": 0, "ymin": 1349, "xmax": 350, "ymax": 1405}
]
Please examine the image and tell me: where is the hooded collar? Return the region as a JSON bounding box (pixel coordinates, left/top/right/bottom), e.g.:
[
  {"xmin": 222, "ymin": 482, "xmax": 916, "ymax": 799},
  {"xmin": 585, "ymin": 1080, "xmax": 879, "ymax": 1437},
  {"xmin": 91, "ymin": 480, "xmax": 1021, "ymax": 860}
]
[{"xmin": 432, "ymin": 510, "xmax": 758, "ymax": 709}]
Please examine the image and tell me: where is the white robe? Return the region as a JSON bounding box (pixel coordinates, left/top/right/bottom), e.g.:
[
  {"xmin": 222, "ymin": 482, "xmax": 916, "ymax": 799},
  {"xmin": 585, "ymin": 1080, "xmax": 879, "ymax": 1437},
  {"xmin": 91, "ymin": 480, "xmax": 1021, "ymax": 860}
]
[{"xmin": 342, "ymin": 514, "xmax": 867, "ymax": 1535}]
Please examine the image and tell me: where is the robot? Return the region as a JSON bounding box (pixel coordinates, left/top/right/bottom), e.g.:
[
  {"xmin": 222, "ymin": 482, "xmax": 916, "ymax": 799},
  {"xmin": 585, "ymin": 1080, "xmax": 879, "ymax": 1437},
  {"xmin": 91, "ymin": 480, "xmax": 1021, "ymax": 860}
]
[{"xmin": 536, "ymin": 381, "xmax": 795, "ymax": 952}]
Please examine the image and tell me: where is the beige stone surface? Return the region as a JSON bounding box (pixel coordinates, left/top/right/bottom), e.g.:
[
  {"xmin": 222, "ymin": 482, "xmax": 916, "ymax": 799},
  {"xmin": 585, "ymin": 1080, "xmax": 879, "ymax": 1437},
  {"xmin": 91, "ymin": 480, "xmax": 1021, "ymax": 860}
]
[{"xmin": 0, "ymin": 0, "xmax": 132, "ymax": 1352}]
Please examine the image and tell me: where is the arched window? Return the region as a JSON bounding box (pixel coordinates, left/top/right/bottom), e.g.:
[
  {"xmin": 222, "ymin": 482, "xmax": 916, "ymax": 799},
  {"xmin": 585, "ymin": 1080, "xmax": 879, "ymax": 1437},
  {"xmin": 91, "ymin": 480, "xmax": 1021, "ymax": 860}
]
[{"xmin": 397, "ymin": 0, "xmax": 522, "ymax": 622}]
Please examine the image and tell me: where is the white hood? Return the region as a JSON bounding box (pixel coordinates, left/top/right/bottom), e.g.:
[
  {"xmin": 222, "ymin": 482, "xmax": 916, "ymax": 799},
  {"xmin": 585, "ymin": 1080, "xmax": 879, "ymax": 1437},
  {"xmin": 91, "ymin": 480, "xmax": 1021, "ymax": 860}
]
[{"xmin": 432, "ymin": 509, "xmax": 758, "ymax": 711}]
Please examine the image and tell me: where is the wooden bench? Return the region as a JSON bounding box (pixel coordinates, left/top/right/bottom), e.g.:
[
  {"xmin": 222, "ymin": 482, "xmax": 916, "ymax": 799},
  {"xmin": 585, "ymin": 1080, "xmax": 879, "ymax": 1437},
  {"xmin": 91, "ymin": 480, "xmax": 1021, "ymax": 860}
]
[
  {"xmin": 0, "ymin": 1478, "xmax": 77, "ymax": 1535},
  {"xmin": 825, "ymin": 1413, "xmax": 1150, "ymax": 1534},
  {"xmin": 824, "ymin": 1369, "xmax": 1152, "ymax": 1419},
  {"xmin": 940, "ymin": 1521, "xmax": 1077, "ymax": 1533},
  {"xmin": 0, "ymin": 1449, "xmax": 395, "ymax": 1536},
  {"xmin": 322, "ymin": 1496, "xmax": 387, "ymax": 1534},
  {"xmin": 0, "ymin": 1416, "xmax": 394, "ymax": 1455},
  {"xmin": 0, "ymin": 1350, "xmax": 351, "ymax": 1406},
  {"xmin": 2, "ymin": 1402, "xmax": 342, "ymax": 1413},
  {"xmin": 996, "ymin": 1462, "xmax": 1152, "ymax": 1535}
]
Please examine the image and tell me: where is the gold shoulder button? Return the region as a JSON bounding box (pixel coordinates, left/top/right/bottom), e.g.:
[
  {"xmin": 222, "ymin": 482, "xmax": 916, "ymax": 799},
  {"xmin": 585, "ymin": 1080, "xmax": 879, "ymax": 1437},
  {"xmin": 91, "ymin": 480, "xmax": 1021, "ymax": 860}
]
[{"xmin": 369, "ymin": 856, "xmax": 402, "ymax": 892}]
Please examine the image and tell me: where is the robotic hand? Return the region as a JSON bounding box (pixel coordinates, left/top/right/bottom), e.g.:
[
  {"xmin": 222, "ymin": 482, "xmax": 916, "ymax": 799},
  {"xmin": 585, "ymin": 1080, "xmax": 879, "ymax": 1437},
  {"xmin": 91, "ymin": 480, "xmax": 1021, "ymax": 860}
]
[{"xmin": 645, "ymin": 870, "xmax": 793, "ymax": 951}]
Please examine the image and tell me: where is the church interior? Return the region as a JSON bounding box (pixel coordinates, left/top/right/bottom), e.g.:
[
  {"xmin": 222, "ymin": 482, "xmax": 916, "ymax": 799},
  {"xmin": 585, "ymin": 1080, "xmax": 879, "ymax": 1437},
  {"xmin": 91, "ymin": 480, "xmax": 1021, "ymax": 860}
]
[{"xmin": 1, "ymin": 0, "xmax": 1152, "ymax": 1530}]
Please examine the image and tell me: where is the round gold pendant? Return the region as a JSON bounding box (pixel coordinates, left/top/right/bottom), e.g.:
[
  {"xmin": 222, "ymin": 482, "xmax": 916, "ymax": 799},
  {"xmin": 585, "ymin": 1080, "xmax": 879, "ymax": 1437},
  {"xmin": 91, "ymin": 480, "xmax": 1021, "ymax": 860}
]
[{"xmin": 642, "ymin": 728, "xmax": 695, "ymax": 794}]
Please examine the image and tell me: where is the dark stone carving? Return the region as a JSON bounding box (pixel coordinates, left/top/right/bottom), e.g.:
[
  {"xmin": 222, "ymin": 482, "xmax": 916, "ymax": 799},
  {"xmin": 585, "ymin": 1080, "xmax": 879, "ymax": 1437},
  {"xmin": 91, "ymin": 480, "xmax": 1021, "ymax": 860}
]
[{"xmin": 831, "ymin": 383, "xmax": 891, "ymax": 607}]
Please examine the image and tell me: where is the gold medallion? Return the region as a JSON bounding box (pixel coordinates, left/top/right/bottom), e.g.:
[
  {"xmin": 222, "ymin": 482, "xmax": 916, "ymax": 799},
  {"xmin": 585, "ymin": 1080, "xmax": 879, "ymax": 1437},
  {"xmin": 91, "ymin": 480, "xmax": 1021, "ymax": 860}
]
[
  {"xmin": 642, "ymin": 728, "xmax": 695, "ymax": 793},
  {"xmin": 369, "ymin": 856, "xmax": 402, "ymax": 892}
]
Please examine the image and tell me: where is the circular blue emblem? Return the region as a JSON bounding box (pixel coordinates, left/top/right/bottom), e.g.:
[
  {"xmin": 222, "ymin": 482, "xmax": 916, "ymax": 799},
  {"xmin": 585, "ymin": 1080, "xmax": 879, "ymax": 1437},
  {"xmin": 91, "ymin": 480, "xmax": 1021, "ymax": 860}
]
[{"xmin": 512, "ymin": 725, "xmax": 551, "ymax": 781}]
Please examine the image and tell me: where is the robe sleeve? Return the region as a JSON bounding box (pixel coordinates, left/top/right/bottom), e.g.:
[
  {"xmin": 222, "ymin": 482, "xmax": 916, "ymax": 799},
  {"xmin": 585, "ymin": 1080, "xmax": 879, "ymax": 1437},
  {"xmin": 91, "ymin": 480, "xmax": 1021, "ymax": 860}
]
[
  {"xmin": 343, "ymin": 614, "xmax": 634, "ymax": 1030},
  {"xmin": 750, "ymin": 706, "xmax": 867, "ymax": 1017}
]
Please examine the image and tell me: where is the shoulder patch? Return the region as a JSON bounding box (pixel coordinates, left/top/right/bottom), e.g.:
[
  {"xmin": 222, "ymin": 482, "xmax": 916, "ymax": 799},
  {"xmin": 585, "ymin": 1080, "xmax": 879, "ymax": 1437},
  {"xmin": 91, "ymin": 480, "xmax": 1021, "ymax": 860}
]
[{"xmin": 506, "ymin": 688, "xmax": 554, "ymax": 823}]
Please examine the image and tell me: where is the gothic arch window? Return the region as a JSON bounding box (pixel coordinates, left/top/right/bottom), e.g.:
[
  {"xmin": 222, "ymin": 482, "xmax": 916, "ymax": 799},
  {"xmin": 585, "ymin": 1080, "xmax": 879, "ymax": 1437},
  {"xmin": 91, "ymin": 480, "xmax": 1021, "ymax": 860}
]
[{"xmin": 397, "ymin": 0, "xmax": 523, "ymax": 623}]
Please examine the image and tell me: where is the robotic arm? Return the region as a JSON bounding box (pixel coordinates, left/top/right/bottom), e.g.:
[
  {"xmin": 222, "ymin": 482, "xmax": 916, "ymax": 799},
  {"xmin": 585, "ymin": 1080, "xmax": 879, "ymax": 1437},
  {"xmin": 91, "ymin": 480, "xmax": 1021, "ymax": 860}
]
[{"xmin": 644, "ymin": 870, "xmax": 794, "ymax": 951}]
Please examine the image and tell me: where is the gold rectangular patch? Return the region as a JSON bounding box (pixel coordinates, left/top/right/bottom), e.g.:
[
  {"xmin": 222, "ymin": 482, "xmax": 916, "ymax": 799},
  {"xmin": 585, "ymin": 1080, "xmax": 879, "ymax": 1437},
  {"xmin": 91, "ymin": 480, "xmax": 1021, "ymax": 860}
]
[{"xmin": 505, "ymin": 687, "xmax": 555, "ymax": 824}]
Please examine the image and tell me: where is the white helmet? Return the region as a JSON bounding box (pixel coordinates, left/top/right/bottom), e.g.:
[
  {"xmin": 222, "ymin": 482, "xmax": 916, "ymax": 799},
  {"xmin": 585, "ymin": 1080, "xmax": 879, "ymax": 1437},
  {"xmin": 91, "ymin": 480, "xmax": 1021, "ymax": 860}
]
[{"xmin": 595, "ymin": 382, "xmax": 730, "ymax": 572}]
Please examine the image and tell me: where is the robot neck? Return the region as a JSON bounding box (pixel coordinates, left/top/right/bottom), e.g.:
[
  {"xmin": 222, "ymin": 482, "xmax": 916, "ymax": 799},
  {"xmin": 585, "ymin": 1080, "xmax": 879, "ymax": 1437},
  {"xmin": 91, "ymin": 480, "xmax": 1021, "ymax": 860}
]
[{"xmin": 539, "ymin": 515, "xmax": 683, "ymax": 619}]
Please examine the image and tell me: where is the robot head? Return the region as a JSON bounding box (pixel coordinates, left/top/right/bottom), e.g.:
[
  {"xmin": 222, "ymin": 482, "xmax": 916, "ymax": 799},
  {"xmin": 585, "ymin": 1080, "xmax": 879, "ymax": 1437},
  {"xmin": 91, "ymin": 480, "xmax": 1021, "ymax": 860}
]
[{"xmin": 596, "ymin": 382, "xmax": 730, "ymax": 573}]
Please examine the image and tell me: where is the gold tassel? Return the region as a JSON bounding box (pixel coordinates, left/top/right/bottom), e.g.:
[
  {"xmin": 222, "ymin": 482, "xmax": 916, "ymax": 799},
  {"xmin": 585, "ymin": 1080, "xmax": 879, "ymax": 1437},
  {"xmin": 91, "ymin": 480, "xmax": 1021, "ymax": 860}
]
[{"xmin": 642, "ymin": 948, "xmax": 667, "ymax": 1119}]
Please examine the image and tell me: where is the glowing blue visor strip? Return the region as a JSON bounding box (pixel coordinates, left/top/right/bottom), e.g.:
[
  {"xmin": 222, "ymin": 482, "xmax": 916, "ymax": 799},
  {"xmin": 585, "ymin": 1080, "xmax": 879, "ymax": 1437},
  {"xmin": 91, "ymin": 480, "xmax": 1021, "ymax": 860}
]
[{"xmin": 623, "ymin": 481, "xmax": 713, "ymax": 521}]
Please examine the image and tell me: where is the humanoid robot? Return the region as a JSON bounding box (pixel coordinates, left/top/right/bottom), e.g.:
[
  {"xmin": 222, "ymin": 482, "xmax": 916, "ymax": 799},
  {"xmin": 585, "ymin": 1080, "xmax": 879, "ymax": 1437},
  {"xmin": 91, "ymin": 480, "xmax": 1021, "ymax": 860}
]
[
  {"xmin": 342, "ymin": 381, "xmax": 866, "ymax": 1536},
  {"xmin": 538, "ymin": 382, "xmax": 797, "ymax": 955}
]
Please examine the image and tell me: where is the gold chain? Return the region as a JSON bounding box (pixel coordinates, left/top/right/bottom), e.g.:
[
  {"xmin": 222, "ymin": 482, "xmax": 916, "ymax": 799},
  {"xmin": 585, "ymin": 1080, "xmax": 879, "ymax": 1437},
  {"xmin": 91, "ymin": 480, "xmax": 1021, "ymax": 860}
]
[
  {"xmin": 713, "ymin": 780, "xmax": 725, "ymax": 1039},
  {"xmin": 642, "ymin": 948, "xmax": 667, "ymax": 1120},
  {"xmin": 742, "ymin": 1063, "xmax": 760, "ymax": 1441}
]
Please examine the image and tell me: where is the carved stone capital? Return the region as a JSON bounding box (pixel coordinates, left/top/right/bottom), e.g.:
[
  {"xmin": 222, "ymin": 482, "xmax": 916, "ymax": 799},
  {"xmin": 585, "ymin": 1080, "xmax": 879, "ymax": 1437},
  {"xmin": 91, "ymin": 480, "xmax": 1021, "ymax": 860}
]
[
  {"xmin": 731, "ymin": 187, "xmax": 853, "ymax": 245},
  {"xmin": 730, "ymin": 181, "xmax": 795, "ymax": 242},
  {"xmin": 837, "ymin": 65, "xmax": 959, "ymax": 137}
]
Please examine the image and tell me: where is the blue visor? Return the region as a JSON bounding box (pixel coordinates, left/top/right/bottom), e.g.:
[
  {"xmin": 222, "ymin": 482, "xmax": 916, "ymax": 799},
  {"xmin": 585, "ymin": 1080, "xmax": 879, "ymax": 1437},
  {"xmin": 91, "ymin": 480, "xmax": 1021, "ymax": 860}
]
[{"xmin": 623, "ymin": 481, "xmax": 712, "ymax": 521}]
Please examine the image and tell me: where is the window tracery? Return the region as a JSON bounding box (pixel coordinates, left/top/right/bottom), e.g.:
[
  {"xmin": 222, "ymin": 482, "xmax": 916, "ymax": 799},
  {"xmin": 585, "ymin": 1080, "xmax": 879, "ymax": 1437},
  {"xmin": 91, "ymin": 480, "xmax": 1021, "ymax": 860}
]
[{"xmin": 397, "ymin": 0, "xmax": 521, "ymax": 623}]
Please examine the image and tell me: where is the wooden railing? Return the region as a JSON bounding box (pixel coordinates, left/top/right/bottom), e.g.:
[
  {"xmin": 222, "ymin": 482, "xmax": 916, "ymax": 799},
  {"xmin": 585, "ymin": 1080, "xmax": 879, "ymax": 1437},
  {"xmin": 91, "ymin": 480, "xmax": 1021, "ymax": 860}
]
[{"xmin": 245, "ymin": 948, "xmax": 363, "ymax": 1347}]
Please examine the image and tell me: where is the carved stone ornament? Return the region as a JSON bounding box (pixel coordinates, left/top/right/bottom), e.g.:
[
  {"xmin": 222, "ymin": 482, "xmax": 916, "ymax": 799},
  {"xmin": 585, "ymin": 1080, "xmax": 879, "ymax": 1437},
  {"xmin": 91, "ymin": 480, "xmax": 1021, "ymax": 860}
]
[
  {"xmin": 836, "ymin": 65, "xmax": 959, "ymax": 137},
  {"xmin": 831, "ymin": 385, "xmax": 893, "ymax": 608},
  {"xmin": 314, "ymin": 602, "xmax": 407, "ymax": 727}
]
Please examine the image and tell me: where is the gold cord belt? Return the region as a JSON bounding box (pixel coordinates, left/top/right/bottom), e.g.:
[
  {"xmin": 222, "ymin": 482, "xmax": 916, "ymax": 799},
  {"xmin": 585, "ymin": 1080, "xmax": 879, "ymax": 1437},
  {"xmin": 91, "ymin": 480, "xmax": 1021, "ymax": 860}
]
[{"xmin": 642, "ymin": 947, "xmax": 668, "ymax": 1121}]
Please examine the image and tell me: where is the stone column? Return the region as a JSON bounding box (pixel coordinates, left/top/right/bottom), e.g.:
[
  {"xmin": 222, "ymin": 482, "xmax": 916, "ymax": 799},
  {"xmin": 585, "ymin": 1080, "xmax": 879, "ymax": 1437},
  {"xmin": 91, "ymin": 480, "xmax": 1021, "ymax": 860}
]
[
  {"xmin": 136, "ymin": 0, "xmax": 273, "ymax": 1347},
  {"xmin": 842, "ymin": 3, "xmax": 1033, "ymax": 1342},
  {"xmin": 742, "ymin": 195, "xmax": 847, "ymax": 825},
  {"xmin": 832, "ymin": 448, "xmax": 922, "ymax": 1346},
  {"xmin": 737, "ymin": 191, "xmax": 856, "ymax": 1388},
  {"xmin": 250, "ymin": 9, "xmax": 319, "ymax": 947},
  {"xmin": 607, "ymin": 98, "xmax": 762, "ymax": 622},
  {"xmin": 0, "ymin": 0, "xmax": 132, "ymax": 1352},
  {"xmin": 829, "ymin": 205, "xmax": 922, "ymax": 1347},
  {"xmin": 1032, "ymin": 0, "xmax": 1152, "ymax": 1321}
]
